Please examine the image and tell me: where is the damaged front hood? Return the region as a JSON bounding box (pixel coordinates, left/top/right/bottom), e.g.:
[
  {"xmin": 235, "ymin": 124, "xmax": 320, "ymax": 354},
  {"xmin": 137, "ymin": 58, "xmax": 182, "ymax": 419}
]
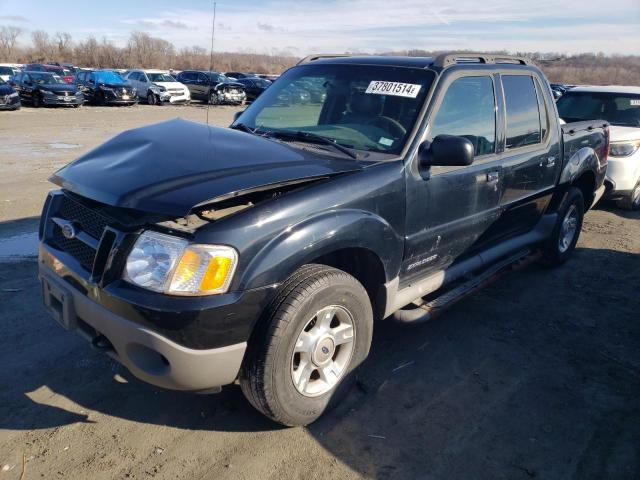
[{"xmin": 50, "ymin": 118, "xmax": 362, "ymax": 216}]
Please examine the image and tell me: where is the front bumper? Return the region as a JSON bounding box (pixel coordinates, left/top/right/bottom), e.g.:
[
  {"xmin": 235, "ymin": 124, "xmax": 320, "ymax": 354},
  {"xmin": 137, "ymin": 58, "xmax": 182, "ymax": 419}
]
[
  {"xmin": 42, "ymin": 94, "xmax": 84, "ymax": 106},
  {"xmin": 605, "ymin": 153, "xmax": 640, "ymax": 195},
  {"xmin": 0, "ymin": 93, "xmax": 20, "ymax": 109},
  {"xmin": 40, "ymin": 262, "xmax": 247, "ymax": 391},
  {"xmin": 159, "ymin": 92, "xmax": 190, "ymax": 104}
]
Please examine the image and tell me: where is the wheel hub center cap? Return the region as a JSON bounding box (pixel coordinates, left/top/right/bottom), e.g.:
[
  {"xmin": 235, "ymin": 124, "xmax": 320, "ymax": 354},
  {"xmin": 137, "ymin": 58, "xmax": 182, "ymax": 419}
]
[{"xmin": 312, "ymin": 336, "xmax": 335, "ymax": 365}]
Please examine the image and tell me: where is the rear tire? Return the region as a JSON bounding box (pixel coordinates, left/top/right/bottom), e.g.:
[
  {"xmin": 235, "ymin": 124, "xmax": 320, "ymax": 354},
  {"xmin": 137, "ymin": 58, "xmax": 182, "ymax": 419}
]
[
  {"xmin": 540, "ymin": 187, "xmax": 584, "ymax": 267},
  {"xmin": 239, "ymin": 264, "xmax": 373, "ymax": 426},
  {"xmin": 617, "ymin": 181, "xmax": 640, "ymax": 210}
]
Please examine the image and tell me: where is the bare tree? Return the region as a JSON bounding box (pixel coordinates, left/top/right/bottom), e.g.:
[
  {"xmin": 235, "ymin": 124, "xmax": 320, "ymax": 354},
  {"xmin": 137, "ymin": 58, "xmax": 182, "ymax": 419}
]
[
  {"xmin": 30, "ymin": 30, "xmax": 54, "ymax": 61},
  {"xmin": 0, "ymin": 25, "xmax": 23, "ymax": 61},
  {"xmin": 55, "ymin": 32, "xmax": 73, "ymax": 60}
]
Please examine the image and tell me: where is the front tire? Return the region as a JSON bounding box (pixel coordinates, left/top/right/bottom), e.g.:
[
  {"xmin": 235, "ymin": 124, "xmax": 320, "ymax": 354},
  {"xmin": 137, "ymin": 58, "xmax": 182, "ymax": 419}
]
[
  {"xmin": 147, "ymin": 91, "xmax": 157, "ymax": 105},
  {"xmin": 617, "ymin": 181, "xmax": 640, "ymax": 210},
  {"xmin": 540, "ymin": 187, "xmax": 584, "ymax": 266},
  {"xmin": 240, "ymin": 264, "xmax": 373, "ymax": 426},
  {"xmin": 209, "ymin": 92, "xmax": 219, "ymax": 105},
  {"xmin": 32, "ymin": 93, "xmax": 42, "ymax": 108}
]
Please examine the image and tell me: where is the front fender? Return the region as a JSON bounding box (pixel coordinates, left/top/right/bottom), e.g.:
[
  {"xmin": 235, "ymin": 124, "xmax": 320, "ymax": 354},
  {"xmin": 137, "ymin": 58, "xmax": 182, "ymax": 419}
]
[{"xmin": 238, "ymin": 209, "xmax": 403, "ymax": 290}]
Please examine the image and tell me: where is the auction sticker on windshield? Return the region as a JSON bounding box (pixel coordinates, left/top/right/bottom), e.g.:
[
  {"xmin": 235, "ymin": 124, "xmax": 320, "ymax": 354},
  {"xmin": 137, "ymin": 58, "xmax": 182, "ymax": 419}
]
[{"xmin": 366, "ymin": 81, "xmax": 422, "ymax": 98}]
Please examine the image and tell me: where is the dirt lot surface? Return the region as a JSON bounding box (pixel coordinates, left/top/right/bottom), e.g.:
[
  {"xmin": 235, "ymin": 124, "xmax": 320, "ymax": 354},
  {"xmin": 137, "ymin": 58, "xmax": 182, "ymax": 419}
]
[{"xmin": 1, "ymin": 105, "xmax": 639, "ymax": 480}]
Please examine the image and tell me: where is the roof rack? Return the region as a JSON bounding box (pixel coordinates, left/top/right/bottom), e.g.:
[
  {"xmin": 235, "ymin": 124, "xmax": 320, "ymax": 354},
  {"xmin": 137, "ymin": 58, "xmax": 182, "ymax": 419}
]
[
  {"xmin": 297, "ymin": 54, "xmax": 358, "ymax": 65},
  {"xmin": 433, "ymin": 53, "xmax": 531, "ymax": 68}
]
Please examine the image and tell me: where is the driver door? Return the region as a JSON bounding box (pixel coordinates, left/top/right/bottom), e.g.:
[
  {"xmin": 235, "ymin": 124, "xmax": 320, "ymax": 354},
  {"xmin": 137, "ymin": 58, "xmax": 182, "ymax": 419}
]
[{"xmin": 402, "ymin": 73, "xmax": 504, "ymax": 285}]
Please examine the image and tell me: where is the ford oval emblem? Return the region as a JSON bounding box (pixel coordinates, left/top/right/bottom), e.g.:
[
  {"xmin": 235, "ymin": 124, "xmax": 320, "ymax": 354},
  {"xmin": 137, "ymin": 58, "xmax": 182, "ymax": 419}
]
[{"xmin": 61, "ymin": 223, "xmax": 77, "ymax": 240}]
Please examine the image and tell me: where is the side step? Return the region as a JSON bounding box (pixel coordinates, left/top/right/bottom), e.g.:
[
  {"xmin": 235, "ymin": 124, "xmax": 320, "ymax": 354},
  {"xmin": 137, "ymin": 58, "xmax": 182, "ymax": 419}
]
[{"xmin": 393, "ymin": 249, "xmax": 538, "ymax": 323}]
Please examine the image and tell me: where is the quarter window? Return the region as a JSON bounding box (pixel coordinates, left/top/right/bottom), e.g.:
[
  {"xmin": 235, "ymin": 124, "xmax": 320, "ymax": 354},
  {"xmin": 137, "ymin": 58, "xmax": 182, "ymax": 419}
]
[
  {"xmin": 429, "ymin": 76, "xmax": 496, "ymax": 156},
  {"xmin": 503, "ymin": 75, "xmax": 542, "ymax": 148}
]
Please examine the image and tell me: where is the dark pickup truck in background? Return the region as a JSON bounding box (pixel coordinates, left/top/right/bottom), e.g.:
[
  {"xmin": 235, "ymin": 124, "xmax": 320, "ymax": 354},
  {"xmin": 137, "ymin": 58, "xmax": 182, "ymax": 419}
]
[{"xmin": 38, "ymin": 53, "xmax": 609, "ymax": 426}]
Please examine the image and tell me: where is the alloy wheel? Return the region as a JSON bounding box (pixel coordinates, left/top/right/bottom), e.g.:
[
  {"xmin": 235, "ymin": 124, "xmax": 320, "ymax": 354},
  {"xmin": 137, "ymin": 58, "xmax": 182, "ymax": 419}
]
[{"xmin": 290, "ymin": 305, "xmax": 356, "ymax": 397}]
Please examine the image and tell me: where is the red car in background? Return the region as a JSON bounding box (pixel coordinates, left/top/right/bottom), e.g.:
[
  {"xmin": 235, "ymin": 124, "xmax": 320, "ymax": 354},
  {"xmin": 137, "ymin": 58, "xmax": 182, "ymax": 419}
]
[{"xmin": 25, "ymin": 63, "xmax": 74, "ymax": 83}]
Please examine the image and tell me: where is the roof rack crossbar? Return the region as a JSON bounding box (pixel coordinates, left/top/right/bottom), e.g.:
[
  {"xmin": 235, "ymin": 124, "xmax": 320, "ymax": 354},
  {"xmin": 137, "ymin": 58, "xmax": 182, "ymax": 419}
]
[
  {"xmin": 433, "ymin": 53, "xmax": 530, "ymax": 68},
  {"xmin": 297, "ymin": 54, "xmax": 358, "ymax": 65}
]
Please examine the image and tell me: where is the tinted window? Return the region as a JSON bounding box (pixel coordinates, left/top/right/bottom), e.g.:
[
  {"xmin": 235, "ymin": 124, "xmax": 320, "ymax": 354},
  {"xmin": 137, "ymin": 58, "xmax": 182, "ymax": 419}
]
[
  {"xmin": 503, "ymin": 75, "xmax": 541, "ymax": 149},
  {"xmin": 128, "ymin": 72, "xmax": 139, "ymax": 81},
  {"xmin": 181, "ymin": 72, "xmax": 196, "ymax": 81},
  {"xmin": 429, "ymin": 76, "xmax": 496, "ymax": 156}
]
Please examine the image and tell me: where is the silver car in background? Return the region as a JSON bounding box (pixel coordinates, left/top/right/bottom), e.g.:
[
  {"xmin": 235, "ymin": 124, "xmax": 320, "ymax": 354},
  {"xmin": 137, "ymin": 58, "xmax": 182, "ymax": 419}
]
[{"xmin": 124, "ymin": 70, "xmax": 190, "ymax": 105}]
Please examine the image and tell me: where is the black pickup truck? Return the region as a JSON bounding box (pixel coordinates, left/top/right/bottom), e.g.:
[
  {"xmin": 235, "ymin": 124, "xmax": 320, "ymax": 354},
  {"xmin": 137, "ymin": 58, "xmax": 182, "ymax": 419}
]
[{"xmin": 39, "ymin": 53, "xmax": 609, "ymax": 426}]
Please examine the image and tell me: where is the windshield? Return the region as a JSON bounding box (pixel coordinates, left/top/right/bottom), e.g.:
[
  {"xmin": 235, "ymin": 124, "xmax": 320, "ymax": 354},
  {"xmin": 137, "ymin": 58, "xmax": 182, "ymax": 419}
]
[
  {"xmin": 94, "ymin": 71, "xmax": 127, "ymax": 85},
  {"xmin": 30, "ymin": 73, "xmax": 66, "ymax": 85},
  {"xmin": 208, "ymin": 72, "xmax": 229, "ymax": 84},
  {"xmin": 557, "ymin": 91, "xmax": 640, "ymax": 127},
  {"xmin": 148, "ymin": 73, "xmax": 175, "ymax": 82},
  {"xmin": 235, "ymin": 63, "xmax": 434, "ymax": 154}
]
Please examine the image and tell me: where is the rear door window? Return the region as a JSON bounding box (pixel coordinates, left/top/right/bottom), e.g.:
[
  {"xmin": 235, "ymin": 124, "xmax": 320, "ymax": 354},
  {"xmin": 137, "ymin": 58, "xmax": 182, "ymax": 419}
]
[
  {"xmin": 428, "ymin": 76, "xmax": 496, "ymax": 156},
  {"xmin": 503, "ymin": 75, "xmax": 542, "ymax": 149}
]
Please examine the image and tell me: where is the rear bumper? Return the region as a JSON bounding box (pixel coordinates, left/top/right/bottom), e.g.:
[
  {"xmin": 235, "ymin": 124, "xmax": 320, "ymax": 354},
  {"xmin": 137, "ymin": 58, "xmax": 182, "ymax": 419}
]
[{"xmin": 39, "ymin": 263, "xmax": 246, "ymax": 392}]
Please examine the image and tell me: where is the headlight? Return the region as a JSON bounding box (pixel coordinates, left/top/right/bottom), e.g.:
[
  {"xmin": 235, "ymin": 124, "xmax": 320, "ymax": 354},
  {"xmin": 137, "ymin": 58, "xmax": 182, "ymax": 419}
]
[
  {"xmin": 40, "ymin": 89, "xmax": 53, "ymax": 95},
  {"xmin": 610, "ymin": 141, "xmax": 640, "ymax": 158},
  {"xmin": 101, "ymin": 87, "xmax": 114, "ymax": 92},
  {"xmin": 154, "ymin": 84, "xmax": 166, "ymax": 92},
  {"xmin": 8, "ymin": 92, "xmax": 18, "ymax": 98},
  {"xmin": 124, "ymin": 231, "xmax": 238, "ymax": 295}
]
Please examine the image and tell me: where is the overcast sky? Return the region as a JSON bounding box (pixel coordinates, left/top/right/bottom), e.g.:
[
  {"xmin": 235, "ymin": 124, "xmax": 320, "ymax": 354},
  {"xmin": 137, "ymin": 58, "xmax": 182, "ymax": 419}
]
[{"xmin": 1, "ymin": 0, "xmax": 639, "ymax": 55}]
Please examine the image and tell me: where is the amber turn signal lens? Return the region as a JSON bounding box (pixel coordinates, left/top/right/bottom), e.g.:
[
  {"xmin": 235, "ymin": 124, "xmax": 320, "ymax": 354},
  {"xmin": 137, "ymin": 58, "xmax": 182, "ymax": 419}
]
[{"xmin": 168, "ymin": 244, "xmax": 238, "ymax": 295}]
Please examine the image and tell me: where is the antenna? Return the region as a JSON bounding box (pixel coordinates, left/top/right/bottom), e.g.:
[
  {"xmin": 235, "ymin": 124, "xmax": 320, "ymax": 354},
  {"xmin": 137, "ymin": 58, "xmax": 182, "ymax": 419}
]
[{"xmin": 206, "ymin": 1, "xmax": 217, "ymax": 125}]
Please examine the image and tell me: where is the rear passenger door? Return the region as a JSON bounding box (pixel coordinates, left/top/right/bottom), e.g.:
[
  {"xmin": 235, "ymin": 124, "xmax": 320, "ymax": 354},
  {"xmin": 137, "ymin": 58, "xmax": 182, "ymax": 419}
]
[
  {"xmin": 495, "ymin": 73, "xmax": 561, "ymax": 236},
  {"xmin": 403, "ymin": 74, "xmax": 503, "ymax": 284}
]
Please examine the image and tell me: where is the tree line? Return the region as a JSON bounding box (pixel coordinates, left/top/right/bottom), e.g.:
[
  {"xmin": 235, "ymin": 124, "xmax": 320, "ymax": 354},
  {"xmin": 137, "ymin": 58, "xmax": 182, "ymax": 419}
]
[{"xmin": 1, "ymin": 26, "xmax": 639, "ymax": 85}]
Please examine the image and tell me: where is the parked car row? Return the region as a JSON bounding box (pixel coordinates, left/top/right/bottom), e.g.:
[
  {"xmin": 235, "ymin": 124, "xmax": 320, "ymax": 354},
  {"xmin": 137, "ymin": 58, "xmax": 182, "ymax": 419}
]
[{"xmin": 0, "ymin": 66, "xmax": 277, "ymax": 109}]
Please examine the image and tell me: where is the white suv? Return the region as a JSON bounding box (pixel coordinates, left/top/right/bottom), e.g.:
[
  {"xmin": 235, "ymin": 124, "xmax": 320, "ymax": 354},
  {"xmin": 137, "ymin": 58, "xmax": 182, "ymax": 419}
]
[
  {"xmin": 557, "ymin": 86, "xmax": 640, "ymax": 209},
  {"xmin": 125, "ymin": 70, "xmax": 190, "ymax": 105}
]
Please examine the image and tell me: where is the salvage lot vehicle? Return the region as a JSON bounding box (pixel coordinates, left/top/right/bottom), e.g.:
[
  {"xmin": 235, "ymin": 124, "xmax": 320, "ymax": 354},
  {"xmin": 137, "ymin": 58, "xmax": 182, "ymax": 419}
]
[
  {"xmin": 38, "ymin": 53, "xmax": 608, "ymax": 427},
  {"xmin": 0, "ymin": 64, "xmax": 19, "ymax": 82},
  {"xmin": 11, "ymin": 71, "xmax": 83, "ymax": 107},
  {"xmin": 25, "ymin": 63, "xmax": 75, "ymax": 84},
  {"xmin": 235, "ymin": 77, "xmax": 272, "ymax": 102},
  {"xmin": 124, "ymin": 70, "xmax": 190, "ymax": 105},
  {"xmin": 557, "ymin": 85, "xmax": 640, "ymax": 209},
  {"xmin": 0, "ymin": 77, "xmax": 21, "ymax": 110},
  {"xmin": 176, "ymin": 70, "xmax": 246, "ymax": 105},
  {"xmin": 75, "ymin": 69, "xmax": 138, "ymax": 106}
]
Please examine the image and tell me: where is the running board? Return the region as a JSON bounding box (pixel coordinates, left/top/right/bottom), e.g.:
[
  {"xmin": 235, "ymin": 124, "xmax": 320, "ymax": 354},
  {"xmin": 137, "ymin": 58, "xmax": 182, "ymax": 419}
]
[{"xmin": 393, "ymin": 249, "xmax": 538, "ymax": 324}]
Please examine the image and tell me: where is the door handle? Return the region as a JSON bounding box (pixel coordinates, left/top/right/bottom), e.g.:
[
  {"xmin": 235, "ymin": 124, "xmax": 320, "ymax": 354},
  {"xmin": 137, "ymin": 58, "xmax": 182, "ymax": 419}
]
[{"xmin": 486, "ymin": 171, "xmax": 499, "ymax": 183}]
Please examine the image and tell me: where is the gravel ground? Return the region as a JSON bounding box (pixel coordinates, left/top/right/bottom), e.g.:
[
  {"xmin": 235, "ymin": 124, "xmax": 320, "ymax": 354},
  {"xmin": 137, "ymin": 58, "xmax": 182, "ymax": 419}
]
[{"xmin": 0, "ymin": 105, "xmax": 639, "ymax": 480}]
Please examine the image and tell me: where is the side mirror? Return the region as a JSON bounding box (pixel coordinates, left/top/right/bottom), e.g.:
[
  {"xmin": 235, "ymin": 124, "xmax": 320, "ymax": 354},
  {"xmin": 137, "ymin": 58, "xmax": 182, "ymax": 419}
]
[
  {"xmin": 88, "ymin": 79, "xmax": 95, "ymax": 84},
  {"xmin": 419, "ymin": 135, "xmax": 475, "ymax": 168}
]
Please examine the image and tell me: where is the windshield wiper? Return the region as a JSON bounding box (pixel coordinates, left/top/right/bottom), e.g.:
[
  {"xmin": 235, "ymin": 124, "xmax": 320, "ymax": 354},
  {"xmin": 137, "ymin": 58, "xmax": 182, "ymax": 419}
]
[
  {"xmin": 230, "ymin": 123, "xmax": 257, "ymax": 134},
  {"xmin": 266, "ymin": 130, "xmax": 358, "ymax": 160}
]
